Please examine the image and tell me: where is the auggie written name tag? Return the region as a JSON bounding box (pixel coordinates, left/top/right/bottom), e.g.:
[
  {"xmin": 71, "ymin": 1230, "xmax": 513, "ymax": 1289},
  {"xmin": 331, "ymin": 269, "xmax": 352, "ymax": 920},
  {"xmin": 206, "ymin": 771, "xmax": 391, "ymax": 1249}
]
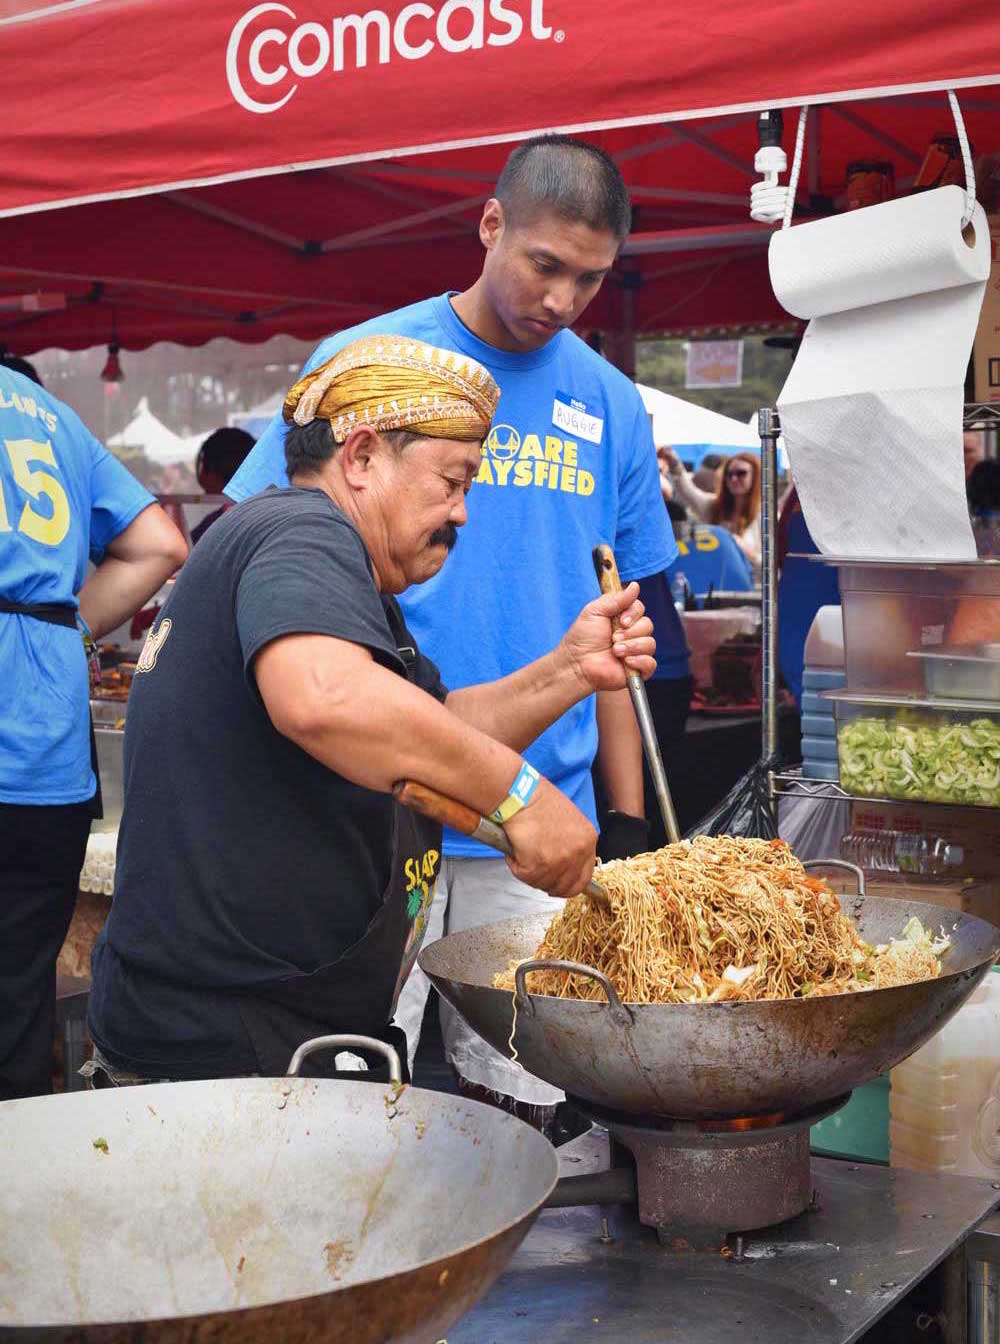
[{"xmin": 552, "ymin": 392, "xmax": 603, "ymax": 445}]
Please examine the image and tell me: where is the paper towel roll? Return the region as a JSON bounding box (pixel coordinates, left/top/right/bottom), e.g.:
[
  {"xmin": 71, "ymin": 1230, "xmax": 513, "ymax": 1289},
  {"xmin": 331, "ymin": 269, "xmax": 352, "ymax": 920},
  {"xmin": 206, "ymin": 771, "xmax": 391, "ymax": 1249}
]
[
  {"xmin": 770, "ymin": 185, "xmax": 990, "ymax": 318},
  {"xmin": 773, "ymin": 187, "xmax": 987, "ymax": 561}
]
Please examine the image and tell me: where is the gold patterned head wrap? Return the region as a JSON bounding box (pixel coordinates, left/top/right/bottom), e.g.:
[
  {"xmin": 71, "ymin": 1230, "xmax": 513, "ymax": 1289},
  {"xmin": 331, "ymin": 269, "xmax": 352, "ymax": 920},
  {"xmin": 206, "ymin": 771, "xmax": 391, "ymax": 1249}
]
[{"xmin": 283, "ymin": 335, "xmax": 499, "ymax": 444}]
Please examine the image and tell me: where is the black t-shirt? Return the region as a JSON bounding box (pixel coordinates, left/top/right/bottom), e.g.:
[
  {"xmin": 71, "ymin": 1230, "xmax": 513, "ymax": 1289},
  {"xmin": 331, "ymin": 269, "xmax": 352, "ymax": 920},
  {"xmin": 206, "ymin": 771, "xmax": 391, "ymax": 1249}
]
[{"xmin": 88, "ymin": 487, "xmax": 446, "ymax": 1075}]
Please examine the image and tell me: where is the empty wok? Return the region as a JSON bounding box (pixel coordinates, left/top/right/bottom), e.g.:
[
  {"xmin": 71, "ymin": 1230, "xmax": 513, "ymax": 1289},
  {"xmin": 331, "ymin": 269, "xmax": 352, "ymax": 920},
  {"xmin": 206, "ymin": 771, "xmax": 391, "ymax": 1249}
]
[
  {"xmin": 419, "ymin": 893, "xmax": 1000, "ymax": 1120},
  {"xmin": 0, "ymin": 1036, "xmax": 557, "ymax": 1342}
]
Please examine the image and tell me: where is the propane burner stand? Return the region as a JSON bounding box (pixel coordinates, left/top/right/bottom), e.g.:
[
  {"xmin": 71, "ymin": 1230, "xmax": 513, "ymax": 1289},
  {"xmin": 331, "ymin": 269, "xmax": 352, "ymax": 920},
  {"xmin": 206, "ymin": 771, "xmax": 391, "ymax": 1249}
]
[{"xmin": 575, "ymin": 1095, "xmax": 848, "ymax": 1243}]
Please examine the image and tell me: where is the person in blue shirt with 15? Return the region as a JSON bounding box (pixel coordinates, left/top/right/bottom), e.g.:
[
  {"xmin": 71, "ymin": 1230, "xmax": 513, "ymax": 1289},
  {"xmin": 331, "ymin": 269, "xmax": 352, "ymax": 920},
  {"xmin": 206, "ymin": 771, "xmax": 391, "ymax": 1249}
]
[
  {"xmin": 227, "ymin": 135, "xmax": 678, "ymax": 1130},
  {"xmin": 0, "ymin": 358, "xmax": 187, "ymax": 1098}
]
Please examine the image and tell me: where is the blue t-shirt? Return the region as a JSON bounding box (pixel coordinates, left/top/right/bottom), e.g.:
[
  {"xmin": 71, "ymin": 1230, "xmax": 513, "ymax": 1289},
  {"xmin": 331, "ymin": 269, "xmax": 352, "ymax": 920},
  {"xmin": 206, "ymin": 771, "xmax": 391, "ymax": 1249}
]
[
  {"xmin": 227, "ymin": 294, "xmax": 676, "ymax": 853},
  {"xmin": 0, "ymin": 369, "xmax": 154, "ymax": 803}
]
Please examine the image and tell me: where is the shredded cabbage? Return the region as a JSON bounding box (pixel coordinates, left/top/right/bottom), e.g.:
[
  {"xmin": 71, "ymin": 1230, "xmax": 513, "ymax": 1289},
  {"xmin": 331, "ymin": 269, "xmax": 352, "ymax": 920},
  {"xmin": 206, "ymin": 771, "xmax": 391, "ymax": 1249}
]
[
  {"xmin": 897, "ymin": 916, "xmax": 952, "ymax": 958},
  {"xmin": 838, "ymin": 714, "xmax": 1000, "ymax": 807}
]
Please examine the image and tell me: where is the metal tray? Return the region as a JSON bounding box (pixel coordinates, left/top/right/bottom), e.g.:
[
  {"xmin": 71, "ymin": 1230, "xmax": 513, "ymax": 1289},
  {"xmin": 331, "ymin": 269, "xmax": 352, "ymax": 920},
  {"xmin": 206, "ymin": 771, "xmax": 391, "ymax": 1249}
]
[{"xmin": 907, "ymin": 643, "xmax": 1000, "ymax": 701}]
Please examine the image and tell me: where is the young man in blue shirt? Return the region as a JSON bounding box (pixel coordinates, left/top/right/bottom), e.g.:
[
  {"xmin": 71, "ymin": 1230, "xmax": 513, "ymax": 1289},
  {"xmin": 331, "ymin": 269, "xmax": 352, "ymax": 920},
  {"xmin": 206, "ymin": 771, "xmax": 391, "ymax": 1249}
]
[
  {"xmin": 227, "ymin": 135, "xmax": 679, "ymax": 1123},
  {"xmin": 0, "ymin": 361, "xmax": 187, "ymax": 1098}
]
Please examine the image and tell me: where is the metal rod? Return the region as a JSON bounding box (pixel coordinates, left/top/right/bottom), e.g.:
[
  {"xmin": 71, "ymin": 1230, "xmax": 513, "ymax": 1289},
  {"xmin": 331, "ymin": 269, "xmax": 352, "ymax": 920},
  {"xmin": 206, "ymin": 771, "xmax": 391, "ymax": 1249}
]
[
  {"xmin": 544, "ymin": 1168, "xmax": 637, "ymax": 1209},
  {"xmin": 627, "ymin": 673, "xmax": 681, "ymax": 843},
  {"xmin": 758, "ymin": 408, "xmax": 781, "ymax": 805}
]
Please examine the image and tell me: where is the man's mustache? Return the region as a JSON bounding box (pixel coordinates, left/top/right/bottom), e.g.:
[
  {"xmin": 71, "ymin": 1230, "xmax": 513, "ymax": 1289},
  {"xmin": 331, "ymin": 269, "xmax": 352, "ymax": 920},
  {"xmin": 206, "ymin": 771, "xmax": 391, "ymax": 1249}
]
[{"xmin": 429, "ymin": 522, "xmax": 458, "ymax": 551}]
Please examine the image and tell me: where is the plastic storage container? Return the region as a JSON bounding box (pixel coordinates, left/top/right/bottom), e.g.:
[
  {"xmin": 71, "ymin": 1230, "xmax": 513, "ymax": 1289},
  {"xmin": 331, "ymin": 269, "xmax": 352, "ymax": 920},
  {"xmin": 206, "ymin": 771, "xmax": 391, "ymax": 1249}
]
[
  {"xmin": 811, "ymin": 1075, "xmax": 890, "ymax": 1162},
  {"xmin": 803, "ymin": 605, "xmax": 845, "ymax": 669},
  {"xmin": 830, "ymin": 690, "xmax": 1000, "ymax": 808},
  {"xmin": 907, "ymin": 642, "xmax": 1000, "ymax": 701},
  {"xmin": 833, "ymin": 559, "xmax": 1000, "ymax": 693},
  {"xmin": 889, "ymin": 968, "xmax": 1000, "ymax": 1178}
]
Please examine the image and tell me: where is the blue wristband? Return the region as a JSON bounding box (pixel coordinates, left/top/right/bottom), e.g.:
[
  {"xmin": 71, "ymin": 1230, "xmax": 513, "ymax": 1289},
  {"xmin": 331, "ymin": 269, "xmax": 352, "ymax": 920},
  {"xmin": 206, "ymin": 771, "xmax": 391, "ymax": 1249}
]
[{"xmin": 489, "ymin": 762, "xmax": 540, "ymax": 825}]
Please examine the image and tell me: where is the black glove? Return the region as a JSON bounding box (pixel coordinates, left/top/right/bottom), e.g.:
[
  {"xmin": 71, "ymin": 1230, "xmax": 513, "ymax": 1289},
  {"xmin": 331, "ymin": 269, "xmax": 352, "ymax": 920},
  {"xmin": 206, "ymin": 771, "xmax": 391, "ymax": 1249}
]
[{"xmin": 597, "ymin": 810, "xmax": 650, "ymax": 862}]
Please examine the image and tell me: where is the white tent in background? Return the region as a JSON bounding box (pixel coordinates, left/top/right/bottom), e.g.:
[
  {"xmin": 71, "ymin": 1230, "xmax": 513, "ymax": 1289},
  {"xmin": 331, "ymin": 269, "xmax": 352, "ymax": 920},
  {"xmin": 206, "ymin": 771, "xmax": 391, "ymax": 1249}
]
[
  {"xmin": 636, "ymin": 384, "xmax": 759, "ymax": 457},
  {"xmin": 229, "ymin": 390, "xmax": 284, "ymax": 441},
  {"xmin": 108, "ymin": 397, "xmax": 187, "ymax": 466}
]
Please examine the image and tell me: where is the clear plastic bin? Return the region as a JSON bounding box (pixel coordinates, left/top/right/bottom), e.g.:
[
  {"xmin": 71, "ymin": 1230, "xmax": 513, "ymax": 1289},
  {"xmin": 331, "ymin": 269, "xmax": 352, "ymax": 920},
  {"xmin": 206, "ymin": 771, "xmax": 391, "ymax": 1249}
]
[
  {"xmin": 825, "ymin": 559, "xmax": 1000, "ymax": 693},
  {"xmin": 830, "ymin": 690, "xmax": 1000, "ymax": 808}
]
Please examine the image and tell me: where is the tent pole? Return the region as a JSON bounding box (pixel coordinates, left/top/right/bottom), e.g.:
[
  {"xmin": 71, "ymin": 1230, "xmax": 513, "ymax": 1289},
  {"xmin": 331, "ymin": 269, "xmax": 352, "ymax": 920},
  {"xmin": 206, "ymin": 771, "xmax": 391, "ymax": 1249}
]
[{"xmin": 758, "ymin": 407, "xmax": 781, "ymax": 803}]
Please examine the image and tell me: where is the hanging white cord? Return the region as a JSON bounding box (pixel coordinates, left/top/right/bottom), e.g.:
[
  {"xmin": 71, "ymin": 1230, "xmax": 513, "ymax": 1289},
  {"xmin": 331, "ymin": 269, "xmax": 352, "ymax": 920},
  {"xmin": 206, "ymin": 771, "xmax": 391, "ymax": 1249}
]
[
  {"xmin": 782, "ymin": 106, "xmax": 809, "ymax": 229},
  {"xmin": 749, "ymin": 106, "xmax": 809, "ymax": 225},
  {"xmin": 946, "ymin": 89, "xmax": 976, "ymax": 228}
]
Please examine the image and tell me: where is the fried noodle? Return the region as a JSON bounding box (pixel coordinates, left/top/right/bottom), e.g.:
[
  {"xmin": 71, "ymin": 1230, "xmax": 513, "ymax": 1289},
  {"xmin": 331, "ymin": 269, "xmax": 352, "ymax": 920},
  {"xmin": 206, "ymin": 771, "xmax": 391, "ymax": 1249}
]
[{"xmin": 494, "ymin": 837, "xmax": 945, "ymax": 1003}]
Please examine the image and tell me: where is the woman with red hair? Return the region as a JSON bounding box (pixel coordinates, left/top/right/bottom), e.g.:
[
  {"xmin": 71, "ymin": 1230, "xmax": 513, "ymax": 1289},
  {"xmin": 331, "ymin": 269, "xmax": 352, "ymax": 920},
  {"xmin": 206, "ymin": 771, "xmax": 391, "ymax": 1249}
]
[{"xmin": 660, "ymin": 448, "xmax": 762, "ymax": 578}]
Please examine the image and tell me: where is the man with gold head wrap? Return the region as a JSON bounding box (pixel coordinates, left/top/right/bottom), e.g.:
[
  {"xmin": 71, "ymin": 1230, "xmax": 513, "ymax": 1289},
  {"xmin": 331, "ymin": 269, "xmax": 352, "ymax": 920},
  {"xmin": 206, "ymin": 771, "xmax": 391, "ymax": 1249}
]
[{"xmin": 86, "ymin": 336, "xmax": 656, "ymax": 1084}]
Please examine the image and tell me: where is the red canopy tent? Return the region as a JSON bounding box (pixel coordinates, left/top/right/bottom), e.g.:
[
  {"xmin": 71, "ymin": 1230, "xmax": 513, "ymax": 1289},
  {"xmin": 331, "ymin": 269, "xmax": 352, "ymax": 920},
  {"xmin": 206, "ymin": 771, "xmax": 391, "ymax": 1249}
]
[{"xmin": 1, "ymin": 0, "xmax": 997, "ymax": 354}]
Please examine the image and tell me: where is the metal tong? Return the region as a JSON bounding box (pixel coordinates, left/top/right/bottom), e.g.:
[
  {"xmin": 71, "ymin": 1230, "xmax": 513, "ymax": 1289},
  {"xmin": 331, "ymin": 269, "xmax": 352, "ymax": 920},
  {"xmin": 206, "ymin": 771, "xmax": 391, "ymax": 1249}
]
[
  {"xmin": 592, "ymin": 543, "xmax": 681, "ymax": 844},
  {"xmin": 393, "ymin": 780, "xmax": 611, "ymax": 911}
]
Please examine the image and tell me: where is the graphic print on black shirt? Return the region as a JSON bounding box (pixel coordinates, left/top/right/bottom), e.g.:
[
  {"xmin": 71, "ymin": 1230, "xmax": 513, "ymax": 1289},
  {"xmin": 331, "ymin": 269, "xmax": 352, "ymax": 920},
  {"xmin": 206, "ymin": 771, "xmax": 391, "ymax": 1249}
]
[{"xmin": 88, "ymin": 487, "xmax": 446, "ymax": 1075}]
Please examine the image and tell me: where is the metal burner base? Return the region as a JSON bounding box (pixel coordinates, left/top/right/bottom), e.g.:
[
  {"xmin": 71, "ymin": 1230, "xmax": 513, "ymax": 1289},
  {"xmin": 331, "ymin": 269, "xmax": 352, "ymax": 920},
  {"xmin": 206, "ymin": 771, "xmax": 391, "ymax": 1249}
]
[{"xmin": 577, "ymin": 1095, "xmax": 849, "ymax": 1242}]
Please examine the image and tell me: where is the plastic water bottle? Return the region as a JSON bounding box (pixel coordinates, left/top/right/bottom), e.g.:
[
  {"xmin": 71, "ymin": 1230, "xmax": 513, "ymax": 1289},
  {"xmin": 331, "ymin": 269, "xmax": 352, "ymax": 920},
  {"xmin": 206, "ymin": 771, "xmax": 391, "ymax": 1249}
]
[
  {"xmin": 670, "ymin": 573, "xmax": 688, "ymax": 618},
  {"xmin": 840, "ymin": 829, "xmax": 964, "ymax": 876},
  {"xmin": 890, "ymin": 968, "xmax": 1000, "ymax": 1178}
]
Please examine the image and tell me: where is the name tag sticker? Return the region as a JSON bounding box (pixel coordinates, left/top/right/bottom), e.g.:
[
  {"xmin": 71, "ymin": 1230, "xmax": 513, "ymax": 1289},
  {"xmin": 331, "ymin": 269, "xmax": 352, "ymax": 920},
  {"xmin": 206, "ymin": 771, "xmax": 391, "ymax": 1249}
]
[{"xmin": 552, "ymin": 393, "xmax": 604, "ymax": 445}]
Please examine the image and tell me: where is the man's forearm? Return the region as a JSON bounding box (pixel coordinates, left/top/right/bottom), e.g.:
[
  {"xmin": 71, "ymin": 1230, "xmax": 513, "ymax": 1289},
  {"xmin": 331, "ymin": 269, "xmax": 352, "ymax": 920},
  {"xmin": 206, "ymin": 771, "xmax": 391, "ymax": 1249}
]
[
  {"xmin": 78, "ymin": 504, "xmax": 187, "ymax": 639},
  {"xmin": 596, "ymin": 688, "xmax": 644, "ymax": 815},
  {"xmin": 78, "ymin": 554, "xmax": 176, "ymax": 640},
  {"xmin": 445, "ymin": 647, "xmax": 589, "ymax": 752}
]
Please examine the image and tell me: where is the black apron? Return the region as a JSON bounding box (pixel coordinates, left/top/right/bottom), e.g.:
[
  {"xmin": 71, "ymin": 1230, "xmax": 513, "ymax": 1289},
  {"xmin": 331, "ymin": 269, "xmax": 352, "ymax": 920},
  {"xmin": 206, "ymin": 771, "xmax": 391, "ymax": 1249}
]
[
  {"xmin": 0, "ymin": 599, "xmax": 102, "ymax": 818},
  {"xmin": 233, "ymin": 639, "xmax": 442, "ymax": 1084}
]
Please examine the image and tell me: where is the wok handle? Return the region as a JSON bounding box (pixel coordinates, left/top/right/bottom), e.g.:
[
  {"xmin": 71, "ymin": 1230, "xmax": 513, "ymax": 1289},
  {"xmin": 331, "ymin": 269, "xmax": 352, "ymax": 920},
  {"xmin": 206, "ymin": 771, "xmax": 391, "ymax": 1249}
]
[
  {"xmin": 514, "ymin": 958, "xmax": 633, "ymax": 1026},
  {"xmin": 592, "ymin": 543, "xmax": 682, "ymax": 844},
  {"xmin": 286, "ymin": 1034, "xmax": 403, "ymax": 1085},
  {"xmin": 802, "ymin": 859, "xmax": 867, "ymax": 897}
]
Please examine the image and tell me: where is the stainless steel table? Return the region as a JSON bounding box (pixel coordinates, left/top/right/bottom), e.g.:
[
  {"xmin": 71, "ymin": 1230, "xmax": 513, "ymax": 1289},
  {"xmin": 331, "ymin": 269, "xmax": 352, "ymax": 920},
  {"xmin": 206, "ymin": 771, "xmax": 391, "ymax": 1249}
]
[{"xmin": 449, "ymin": 1130, "xmax": 999, "ymax": 1344}]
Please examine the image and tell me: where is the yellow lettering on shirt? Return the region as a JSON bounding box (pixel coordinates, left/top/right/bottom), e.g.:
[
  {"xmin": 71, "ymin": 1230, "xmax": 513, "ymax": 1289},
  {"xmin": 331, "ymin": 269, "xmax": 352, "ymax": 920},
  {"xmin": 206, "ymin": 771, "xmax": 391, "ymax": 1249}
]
[
  {"xmin": 0, "ymin": 388, "xmax": 59, "ymax": 433},
  {"xmin": 421, "ymin": 849, "xmax": 439, "ymax": 879},
  {"xmin": 477, "ymin": 433, "xmax": 595, "ymax": 496},
  {"xmin": 695, "ymin": 530, "xmax": 720, "ymax": 552}
]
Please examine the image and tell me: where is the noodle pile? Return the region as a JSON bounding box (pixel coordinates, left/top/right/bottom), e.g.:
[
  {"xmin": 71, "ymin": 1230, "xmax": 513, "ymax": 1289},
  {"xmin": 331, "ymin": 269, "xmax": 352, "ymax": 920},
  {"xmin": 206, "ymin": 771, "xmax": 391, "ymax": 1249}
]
[{"xmin": 494, "ymin": 836, "xmax": 946, "ymax": 1004}]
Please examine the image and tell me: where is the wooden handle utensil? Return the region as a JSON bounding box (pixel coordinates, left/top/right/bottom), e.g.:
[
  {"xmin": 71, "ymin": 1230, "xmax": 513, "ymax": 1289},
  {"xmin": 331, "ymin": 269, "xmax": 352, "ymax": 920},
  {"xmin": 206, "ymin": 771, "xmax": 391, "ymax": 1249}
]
[
  {"xmin": 393, "ymin": 779, "xmax": 610, "ymax": 910},
  {"xmin": 592, "ymin": 543, "xmax": 682, "ymax": 844}
]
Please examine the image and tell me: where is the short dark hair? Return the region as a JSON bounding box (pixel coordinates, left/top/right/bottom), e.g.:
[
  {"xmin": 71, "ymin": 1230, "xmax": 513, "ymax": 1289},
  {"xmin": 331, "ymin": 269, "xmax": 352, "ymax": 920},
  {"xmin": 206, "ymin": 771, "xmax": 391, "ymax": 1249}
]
[
  {"xmin": 286, "ymin": 419, "xmax": 336, "ymax": 479},
  {"xmin": 197, "ymin": 427, "xmax": 255, "ymax": 486},
  {"xmin": 495, "ymin": 134, "xmax": 631, "ymax": 243},
  {"xmin": 284, "ymin": 421, "xmax": 419, "ymax": 479},
  {"xmin": 0, "ymin": 353, "xmax": 42, "ymax": 386}
]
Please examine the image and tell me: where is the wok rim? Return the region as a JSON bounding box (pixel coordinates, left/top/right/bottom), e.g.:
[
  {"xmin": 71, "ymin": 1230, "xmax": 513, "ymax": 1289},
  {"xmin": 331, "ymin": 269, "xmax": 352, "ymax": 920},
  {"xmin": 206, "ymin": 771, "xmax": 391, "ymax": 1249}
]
[
  {"xmin": 0, "ymin": 1075, "xmax": 559, "ymax": 1333},
  {"xmin": 420, "ymin": 894, "xmax": 1000, "ymax": 1011}
]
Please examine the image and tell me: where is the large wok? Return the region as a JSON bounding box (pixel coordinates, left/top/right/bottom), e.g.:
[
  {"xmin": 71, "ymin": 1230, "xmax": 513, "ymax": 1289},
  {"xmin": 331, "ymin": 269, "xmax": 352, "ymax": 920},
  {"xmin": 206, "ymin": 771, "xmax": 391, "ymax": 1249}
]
[
  {"xmin": 0, "ymin": 1036, "xmax": 556, "ymax": 1342},
  {"xmin": 419, "ymin": 888, "xmax": 1000, "ymax": 1120}
]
